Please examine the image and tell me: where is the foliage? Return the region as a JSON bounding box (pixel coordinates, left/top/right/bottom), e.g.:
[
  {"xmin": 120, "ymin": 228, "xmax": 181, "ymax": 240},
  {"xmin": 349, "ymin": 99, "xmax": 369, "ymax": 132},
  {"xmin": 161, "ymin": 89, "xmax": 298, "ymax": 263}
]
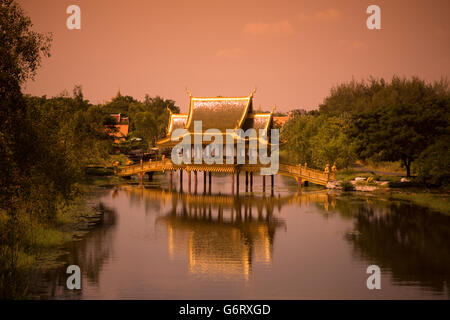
[
  {"xmin": 127, "ymin": 95, "xmax": 179, "ymax": 148},
  {"xmin": 0, "ymin": 0, "xmax": 52, "ymax": 90},
  {"xmin": 340, "ymin": 181, "xmax": 355, "ymax": 191},
  {"xmin": 281, "ymin": 113, "xmax": 356, "ymax": 169},
  {"xmin": 347, "ymin": 76, "xmax": 449, "ymax": 177},
  {"xmin": 101, "ymin": 92, "xmax": 180, "ymax": 149},
  {"xmin": 415, "ymin": 138, "xmax": 450, "ymax": 187},
  {"xmin": 101, "ymin": 91, "xmax": 137, "ymax": 116},
  {"xmin": 319, "ymin": 77, "xmax": 388, "ymax": 116},
  {"xmin": 0, "ymin": 1, "xmax": 116, "ymax": 298}
]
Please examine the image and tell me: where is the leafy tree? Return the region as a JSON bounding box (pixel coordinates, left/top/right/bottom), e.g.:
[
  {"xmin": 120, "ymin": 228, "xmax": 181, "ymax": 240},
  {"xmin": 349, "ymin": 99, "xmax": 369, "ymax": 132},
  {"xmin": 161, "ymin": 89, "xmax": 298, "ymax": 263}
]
[
  {"xmin": 127, "ymin": 95, "xmax": 180, "ymax": 148},
  {"xmin": 319, "ymin": 77, "xmax": 387, "ymax": 116},
  {"xmin": 0, "ymin": 0, "xmax": 52, "ymax": 298},
  {"xmin": 132, "ymin": 111, "xmax": 158, "ymax": 148},
  {"xmin": 102, "ymin": 91, "xmax": 137, "ymax": 116},
  {"xmin": 0, "ymin": 0, "xmax": 51, "ymax": 92},
  {"xmin": 348, "ymin": 77, "xmax": 449, "ymax": 177},
  {"xmin": 415, "ymin": 138, "xmax": 450, "ymax": 187},
  {"xmin": 0, "ymin": 0, "xmax": 52, "ymax": 212},
  {"xmin": 281, "ymin": 114, "xmax": 355, "ymax": 169}
]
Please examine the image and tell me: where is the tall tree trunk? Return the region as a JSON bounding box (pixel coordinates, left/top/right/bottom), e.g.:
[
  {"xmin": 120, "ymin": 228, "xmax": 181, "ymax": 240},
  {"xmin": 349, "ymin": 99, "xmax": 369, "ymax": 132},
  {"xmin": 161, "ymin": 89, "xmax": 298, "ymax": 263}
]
[
  {"xmin": 402, "ymin": 158, "xmax": 411, "ymax": 177},
  {"xmin": 405, "ymin": 159, "xmax": 411, "ymax": 177}
]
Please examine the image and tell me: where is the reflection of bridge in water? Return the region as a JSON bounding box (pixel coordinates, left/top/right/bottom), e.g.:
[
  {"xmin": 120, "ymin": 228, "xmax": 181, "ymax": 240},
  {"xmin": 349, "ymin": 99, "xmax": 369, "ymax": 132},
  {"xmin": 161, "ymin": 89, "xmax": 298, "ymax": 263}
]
[{"xmin": 121, "ymin": 186, "xmax": 336, "ymax": 280}]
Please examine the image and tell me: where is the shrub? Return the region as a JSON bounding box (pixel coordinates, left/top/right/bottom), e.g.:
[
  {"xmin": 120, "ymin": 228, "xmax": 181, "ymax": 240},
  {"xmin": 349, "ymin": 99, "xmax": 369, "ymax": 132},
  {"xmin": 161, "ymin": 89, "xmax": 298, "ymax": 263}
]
[{"xmin": 340, "ymin": 181, "xmax": 355, "ymax": 191}]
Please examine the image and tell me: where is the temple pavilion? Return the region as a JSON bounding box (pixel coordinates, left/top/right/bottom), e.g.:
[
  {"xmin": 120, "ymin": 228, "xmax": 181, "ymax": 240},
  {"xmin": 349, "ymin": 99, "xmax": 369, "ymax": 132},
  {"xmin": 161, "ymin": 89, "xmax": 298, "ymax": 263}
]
[
  {"xmin": 156, "ymin": 90, "xmax": 274, "ymax": 161},
  {"xmin": 116, "ymin": 91, "xmax": 334, "ymax": 194}
]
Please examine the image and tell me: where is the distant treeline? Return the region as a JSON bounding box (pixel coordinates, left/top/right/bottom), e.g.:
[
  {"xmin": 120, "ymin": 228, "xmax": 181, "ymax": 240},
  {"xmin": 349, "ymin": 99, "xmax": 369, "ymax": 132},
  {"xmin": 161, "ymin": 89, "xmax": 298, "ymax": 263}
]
[{"xmin": 281, "ymin": 76, "xmax": 449, "ymax": 186}]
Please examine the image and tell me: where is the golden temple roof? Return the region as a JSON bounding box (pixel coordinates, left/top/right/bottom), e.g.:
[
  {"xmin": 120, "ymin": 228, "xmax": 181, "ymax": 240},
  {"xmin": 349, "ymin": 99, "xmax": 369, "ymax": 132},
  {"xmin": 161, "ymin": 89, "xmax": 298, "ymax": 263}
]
[{"xmin": 157, "ymin": 91, "xmax": 273, "ymax": 147}]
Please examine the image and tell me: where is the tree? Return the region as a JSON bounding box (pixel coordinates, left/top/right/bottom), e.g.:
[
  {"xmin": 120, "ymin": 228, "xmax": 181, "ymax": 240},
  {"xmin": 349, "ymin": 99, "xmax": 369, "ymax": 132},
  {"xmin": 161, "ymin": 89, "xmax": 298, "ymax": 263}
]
[
  {"xmin": 281, "ymin": 114, "xmax": 356, "ymax": 169},
  {"xmin": 0, "ymin": 0, "xmax": 52, "ymax": 211},
  {"xmin": 0, "ymin": 0, "xmax": 51, "ymax": 93},
  {"xmin": 127, "ymin": 95, "xmax": 179, "ymax": 148},
  {"xmin": 102, "ymin": 90, "xmax": 137, "ymax": 116},
  {"xmin": 0, "ymin": 0, "xmax": 52, "ymax": 298},
  {"xmin": 415, "ymin": 138, "xmax": 450, "ymax": 187},
  {"xmin": 348, "ymin": 77, "xmax": 449, "ymax": 177}
]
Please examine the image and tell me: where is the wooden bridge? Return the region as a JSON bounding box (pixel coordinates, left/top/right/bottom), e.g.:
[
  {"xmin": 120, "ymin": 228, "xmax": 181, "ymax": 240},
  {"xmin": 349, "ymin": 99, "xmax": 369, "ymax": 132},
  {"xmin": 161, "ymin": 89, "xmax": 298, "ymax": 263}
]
[{"xmin": 115, "ymin": 158, "xmax": 337, "ymax": 192}]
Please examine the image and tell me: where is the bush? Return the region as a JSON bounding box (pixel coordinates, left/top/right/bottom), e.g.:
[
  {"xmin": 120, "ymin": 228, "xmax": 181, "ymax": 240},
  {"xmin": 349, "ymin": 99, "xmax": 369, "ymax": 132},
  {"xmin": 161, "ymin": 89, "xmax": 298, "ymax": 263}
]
[
  {"xmin": 340, "ymin": 181, "xmax": 355, "ymax": 191},
  {"xmin": 415, "ymin": 139, "xmax": 450, "ymax": 187}
]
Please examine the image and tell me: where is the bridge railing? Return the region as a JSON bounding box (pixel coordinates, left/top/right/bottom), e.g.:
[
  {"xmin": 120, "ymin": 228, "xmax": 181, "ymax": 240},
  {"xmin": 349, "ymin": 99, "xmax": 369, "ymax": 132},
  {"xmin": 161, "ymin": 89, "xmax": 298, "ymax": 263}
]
[
  {"xmin": 279, "ymin": 163, "xmax": 334, "ymax": 182},
  {"xmin": 117, "ymin": 158, "xmax": 337, "ymax": 183}
]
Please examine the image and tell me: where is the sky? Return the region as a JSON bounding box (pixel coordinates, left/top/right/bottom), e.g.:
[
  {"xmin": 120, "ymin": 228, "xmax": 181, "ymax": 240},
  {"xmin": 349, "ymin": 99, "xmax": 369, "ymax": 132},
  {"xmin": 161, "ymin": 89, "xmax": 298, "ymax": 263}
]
[{"xmin": 18, "ymin": 0, "xmax": 450, "ymax": 112}]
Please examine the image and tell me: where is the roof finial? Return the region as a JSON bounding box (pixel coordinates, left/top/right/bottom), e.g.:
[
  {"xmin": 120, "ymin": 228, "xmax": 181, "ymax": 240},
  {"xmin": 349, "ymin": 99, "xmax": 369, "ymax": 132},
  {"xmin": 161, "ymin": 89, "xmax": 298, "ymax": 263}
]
[
  {"xmin": 166, "ymin": 106, "xmax": 172, "ymax": 115},
  {"xmin": 250, "ymin": 87, "xmax": 257, "ymax": 97},
  {"xmin": 271, "ymin": 105, "xmax": 276, "ymax": 114},
  {"xmin": 185, "ymin": 87, "xmax": 192, "ymax": 98}
]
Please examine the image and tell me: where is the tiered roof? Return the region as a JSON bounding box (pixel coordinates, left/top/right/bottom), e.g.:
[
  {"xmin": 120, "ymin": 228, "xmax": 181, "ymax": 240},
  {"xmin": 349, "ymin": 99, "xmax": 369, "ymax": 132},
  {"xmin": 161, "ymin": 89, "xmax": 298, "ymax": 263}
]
[{"xmin": 157, "ymin": 91, "xmax": 273, "ymax": 148}]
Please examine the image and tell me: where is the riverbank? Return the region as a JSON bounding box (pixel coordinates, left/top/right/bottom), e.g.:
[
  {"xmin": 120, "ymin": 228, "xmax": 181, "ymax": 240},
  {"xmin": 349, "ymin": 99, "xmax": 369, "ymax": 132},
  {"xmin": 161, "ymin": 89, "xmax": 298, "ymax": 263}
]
[
  {"xmin": 334, "ymin": 168, "xmax": 450, "ymax": 215},
  {"xmin": 388, "ymin": 190, "xmax": 450, "ymax": 216},
  {"xmin": 0, "ymin": 184, "xmax": 113, "ymax": 299}
]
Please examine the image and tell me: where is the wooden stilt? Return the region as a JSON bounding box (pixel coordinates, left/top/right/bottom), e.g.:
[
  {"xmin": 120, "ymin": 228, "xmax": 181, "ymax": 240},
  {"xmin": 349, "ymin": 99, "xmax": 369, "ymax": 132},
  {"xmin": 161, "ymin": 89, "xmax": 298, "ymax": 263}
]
[
  {"xmin": 297, "ymin": 177, "xmax": 302, "ymax": 194},
  {"xmin": 245, "ymin": 171, "xmax": 249, "ymax": 192},
  {"xmin": 169, "ymin": 170, "xmax": 173, "ymax": 190},
  {"xmin": 194, "ymin": 171, "xmax": 198, "ymax": 193},
  {"xmin": 203, "ymin": 171, "xmax": 207, "ymax": 193},
  {"xmin": 250, "ymin": 172, "xmax": 253, "ymax": 191},
  {"xmin": 262, "ymin": 175, "xmax": 266, "ymax": 191},
  {"xmin": 236, "ymin": 172, "xmax": 239, "ymax": 194},
  {"xmin": 180, "ymin": 170, "xmax": 183, "ymax": 190},
  {"xmin": 188, "ymin": 171, "xmax": 191, "ymax": 193},
  {"xmin": 232, "ymin": 172, "xmax": 235, "ymax": 194},
  {"xmin": 208, "ymin": 172, "xmax": 212, "ymax": 193},
  {"xmin": 271, "ymin": 174, "xmax": 274, "ymax": 196}
]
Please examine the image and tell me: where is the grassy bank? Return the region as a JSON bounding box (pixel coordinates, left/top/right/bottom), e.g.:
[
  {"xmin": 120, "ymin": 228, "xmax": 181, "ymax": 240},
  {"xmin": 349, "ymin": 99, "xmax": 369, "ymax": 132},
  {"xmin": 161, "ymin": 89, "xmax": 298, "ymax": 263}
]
[
  {"xmin": 389, "ymin": 191, "xmax": 450, "ymax": 216},
  {"xmin": 0, "ymin": 185, "xmax": 112, "ymax": 299}
]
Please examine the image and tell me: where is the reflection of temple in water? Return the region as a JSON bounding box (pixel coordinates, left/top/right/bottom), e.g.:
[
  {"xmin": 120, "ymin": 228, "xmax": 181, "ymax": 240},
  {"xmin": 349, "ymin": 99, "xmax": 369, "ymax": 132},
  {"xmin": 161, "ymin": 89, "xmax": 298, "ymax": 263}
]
[{"xmin": 123, "ymin": 186, "xmax": 337, "ymax": 280}]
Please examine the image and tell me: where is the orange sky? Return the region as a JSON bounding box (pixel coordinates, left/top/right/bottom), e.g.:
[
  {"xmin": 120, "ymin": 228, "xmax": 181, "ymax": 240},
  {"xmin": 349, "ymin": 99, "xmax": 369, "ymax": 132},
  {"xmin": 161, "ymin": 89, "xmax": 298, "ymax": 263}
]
[{"xmin": 18, "ymin": 0, "xmax": 450, "ymax": 112}]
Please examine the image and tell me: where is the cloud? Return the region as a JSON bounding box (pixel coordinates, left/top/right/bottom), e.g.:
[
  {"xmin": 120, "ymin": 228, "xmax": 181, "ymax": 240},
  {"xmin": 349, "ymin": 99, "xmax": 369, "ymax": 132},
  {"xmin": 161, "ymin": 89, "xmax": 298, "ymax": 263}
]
[
  {"xmin": 215, "ymin": 48, "xmax": 245, "ymax": 60},
  {"xmin": 298, "ymin": 9, "xmax": 341, "ymax": 22},
  {"xmin": 243, "ymin": 20, "xmax": 295, "ymax": 36}
]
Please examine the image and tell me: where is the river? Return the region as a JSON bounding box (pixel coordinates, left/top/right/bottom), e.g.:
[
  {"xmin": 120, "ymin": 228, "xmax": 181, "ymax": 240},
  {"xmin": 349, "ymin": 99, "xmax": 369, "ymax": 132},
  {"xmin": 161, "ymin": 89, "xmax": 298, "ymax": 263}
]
[{"xmin": 35, "ymin": 172, "xmax": 450, "ymax": 299}]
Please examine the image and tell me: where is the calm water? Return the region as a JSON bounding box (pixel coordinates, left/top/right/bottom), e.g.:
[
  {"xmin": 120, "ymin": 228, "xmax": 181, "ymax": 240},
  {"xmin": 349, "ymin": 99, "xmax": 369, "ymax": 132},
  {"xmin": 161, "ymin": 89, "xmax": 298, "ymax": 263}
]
[{"xmin": 36, "ymin": 173, "xmax": 450, "ymax": 299}]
